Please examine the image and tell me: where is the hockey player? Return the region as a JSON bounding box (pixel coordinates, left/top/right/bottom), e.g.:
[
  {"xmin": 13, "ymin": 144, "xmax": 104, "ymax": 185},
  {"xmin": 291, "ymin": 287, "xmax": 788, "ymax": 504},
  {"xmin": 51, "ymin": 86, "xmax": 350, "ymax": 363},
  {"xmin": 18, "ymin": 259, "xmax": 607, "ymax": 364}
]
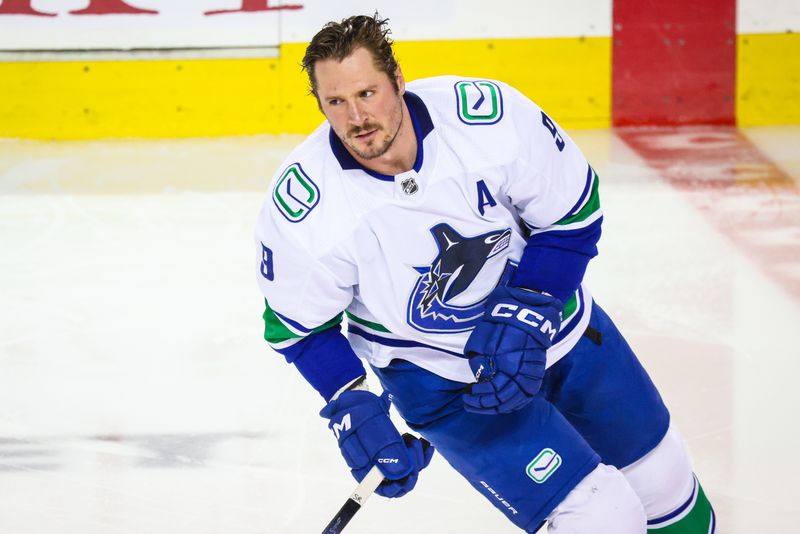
[{"xmin": 254, "ymin": 14, "xmax": 715, "ymax": 533}]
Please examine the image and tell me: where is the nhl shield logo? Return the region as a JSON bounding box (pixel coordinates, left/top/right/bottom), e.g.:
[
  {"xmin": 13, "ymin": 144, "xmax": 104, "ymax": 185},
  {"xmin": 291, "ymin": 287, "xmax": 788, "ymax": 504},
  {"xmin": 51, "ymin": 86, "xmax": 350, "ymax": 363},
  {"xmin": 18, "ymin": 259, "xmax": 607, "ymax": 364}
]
[{"xmin": 401, "ymin": 176, "xmax": 419, "ymax": 195}]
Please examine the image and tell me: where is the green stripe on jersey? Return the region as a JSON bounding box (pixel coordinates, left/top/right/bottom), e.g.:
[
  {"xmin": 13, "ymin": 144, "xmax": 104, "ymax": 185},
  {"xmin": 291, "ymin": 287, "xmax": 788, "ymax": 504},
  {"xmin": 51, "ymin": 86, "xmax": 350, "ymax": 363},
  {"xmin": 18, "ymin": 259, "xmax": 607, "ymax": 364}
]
[
  {"xmin": 345, "ymin": 311, "xmax": 391, "ymax": 333},
  {"xmin": 556, "ymin": 170, "xmax": 600, "ymax": 226},
  {"xmin": 563, "ymin": 292, "xmax": 578, "ymax": 320},
  {"xmin": 263, "ymin": 299, "xmax": 342, "ymax": 344},
  {"xmin": 266, "ymin": 295, "xmax": 576, "ymax": 345},
  {"xmin": 345, "ymin": 298, "xmax": 576, "ymax": 334}
]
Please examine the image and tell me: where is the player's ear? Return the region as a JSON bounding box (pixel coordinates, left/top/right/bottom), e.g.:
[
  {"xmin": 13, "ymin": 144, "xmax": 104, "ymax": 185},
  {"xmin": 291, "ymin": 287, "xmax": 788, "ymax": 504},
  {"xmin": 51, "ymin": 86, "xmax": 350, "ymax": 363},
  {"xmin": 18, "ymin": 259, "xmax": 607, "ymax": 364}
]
[{"xmin": 395, "ymin": 66, "xmax": 406, "ymax": 95}]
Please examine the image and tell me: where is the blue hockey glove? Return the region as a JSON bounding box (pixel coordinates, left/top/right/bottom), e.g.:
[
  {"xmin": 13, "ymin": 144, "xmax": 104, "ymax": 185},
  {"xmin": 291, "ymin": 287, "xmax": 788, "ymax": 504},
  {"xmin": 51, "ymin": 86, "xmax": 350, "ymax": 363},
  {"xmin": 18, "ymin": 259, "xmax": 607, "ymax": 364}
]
[
  {"xmin": 320, "ymin": 389, "xmax": 434, "ymax": 498},
  {"xmin": 463, "ymin": 286, "xmax": 563, "ymax": 414}
]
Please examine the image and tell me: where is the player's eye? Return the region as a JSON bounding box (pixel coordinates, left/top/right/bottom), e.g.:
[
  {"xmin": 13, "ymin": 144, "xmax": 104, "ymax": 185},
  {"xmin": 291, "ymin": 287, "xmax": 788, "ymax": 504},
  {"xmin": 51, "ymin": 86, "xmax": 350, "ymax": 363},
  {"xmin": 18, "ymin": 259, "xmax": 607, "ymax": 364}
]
[
  {"xmin": 328, "ymin": 98, "xmax": 341, "ymax": 106},
  {"xmin": 361, "ymin": 90, "xmax": 374, "ymax": 98}
]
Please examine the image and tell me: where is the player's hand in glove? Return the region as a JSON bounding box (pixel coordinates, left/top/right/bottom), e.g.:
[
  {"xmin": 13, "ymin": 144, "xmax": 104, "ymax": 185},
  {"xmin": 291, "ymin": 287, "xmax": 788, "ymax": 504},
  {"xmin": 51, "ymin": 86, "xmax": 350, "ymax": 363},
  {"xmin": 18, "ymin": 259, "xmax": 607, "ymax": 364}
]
[
  {"xmin": 463, "ymin": 285, "xmax": 563, "ymax": 414},
  {"xmin": 320, "ymin": 388, "xmax": 434, "ymax": 498}
]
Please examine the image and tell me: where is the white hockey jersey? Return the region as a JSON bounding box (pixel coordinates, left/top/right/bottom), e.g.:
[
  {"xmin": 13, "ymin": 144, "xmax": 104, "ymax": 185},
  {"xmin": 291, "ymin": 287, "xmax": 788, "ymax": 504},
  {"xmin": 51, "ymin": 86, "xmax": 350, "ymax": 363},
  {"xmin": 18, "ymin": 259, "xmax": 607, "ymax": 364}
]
[{"xmin": 254, "ymin": 76, "xmax": 601, "ymax": 383}]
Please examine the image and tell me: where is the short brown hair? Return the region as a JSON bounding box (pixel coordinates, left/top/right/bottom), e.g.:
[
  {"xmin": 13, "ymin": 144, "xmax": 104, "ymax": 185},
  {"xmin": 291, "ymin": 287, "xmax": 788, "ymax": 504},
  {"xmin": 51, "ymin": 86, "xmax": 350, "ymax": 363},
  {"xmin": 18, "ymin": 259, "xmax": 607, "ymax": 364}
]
[{"xmin": 302, "ymin": 13, "xmax": 399, "ymax": 97}]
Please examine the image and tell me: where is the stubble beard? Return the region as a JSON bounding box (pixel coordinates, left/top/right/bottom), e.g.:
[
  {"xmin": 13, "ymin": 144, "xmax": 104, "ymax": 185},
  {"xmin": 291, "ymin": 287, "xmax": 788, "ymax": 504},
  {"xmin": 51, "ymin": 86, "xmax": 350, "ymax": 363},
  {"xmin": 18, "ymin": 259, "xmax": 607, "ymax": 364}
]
[{"xmin": 343, "ymin": 98, "xmax": 404, "ymax": 161}]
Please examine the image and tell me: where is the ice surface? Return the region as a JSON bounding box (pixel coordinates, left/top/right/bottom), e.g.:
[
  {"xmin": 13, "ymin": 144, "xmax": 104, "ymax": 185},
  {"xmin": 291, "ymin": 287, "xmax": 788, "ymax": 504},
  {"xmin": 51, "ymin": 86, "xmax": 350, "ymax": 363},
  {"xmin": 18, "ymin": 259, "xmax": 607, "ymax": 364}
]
[{"xmin": 1, "ymin": 127, "xmax": 799, "ymax": 533}]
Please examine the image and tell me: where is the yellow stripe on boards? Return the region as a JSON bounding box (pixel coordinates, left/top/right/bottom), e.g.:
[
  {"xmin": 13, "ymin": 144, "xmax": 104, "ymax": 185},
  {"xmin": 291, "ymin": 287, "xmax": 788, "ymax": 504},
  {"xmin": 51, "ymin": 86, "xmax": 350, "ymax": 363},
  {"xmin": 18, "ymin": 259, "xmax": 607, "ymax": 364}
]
[
  {"xmin": 394, "ymin": 37, "xmax": 611, "ymax": 129},
  {"xmin": 0, "ymin": 57, "xmax": 284, "ymax": 140},
  {"xmin": 737, "ymin": 32, "xmax": 800, "ymax": 126},
  {"xmin": 0, "ymin": 37, "xmax": 610, "ymax": 140}
]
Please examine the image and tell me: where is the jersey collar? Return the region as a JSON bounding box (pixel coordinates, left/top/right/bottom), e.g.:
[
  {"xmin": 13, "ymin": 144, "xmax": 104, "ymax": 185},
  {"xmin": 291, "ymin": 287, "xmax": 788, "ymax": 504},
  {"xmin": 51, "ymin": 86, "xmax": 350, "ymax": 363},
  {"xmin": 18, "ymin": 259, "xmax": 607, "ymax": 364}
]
[{"xmin": 328, "ymin": 91, "xmax": 434, "ymax": 182}]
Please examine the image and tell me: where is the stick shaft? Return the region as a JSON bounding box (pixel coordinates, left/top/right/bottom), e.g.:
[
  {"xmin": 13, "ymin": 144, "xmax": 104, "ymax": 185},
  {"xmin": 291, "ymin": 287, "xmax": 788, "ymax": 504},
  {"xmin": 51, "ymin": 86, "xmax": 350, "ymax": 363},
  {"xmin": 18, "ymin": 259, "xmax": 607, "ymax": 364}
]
[{"xmin": 321, "ymin": 465, "xmax": 384, "ymax": 534}]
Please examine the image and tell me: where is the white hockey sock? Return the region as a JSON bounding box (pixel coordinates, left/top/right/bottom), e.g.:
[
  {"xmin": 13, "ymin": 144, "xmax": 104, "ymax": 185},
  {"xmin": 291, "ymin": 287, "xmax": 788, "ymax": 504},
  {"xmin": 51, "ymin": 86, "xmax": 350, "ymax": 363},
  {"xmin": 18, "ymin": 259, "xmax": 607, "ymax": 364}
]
[
  {"xmin": 546, "ymin": 463, "xmax": 646, "ymax": 534},
  {"xmin": 621, "ymin": 425, "xmax": 715, "ymax": 533}
]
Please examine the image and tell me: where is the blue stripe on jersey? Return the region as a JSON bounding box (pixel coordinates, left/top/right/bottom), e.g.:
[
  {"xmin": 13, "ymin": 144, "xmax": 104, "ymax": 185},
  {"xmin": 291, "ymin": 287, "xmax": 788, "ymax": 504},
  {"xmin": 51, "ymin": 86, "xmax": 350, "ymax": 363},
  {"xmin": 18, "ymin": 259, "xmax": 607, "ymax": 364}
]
[
  {"xmin": 646, "ymin": 474, "xmax": 698, "ymax": 527},
  {"xmin": 523, "ymin": 220, "xmax": 541, "ymax": 232},
  {"xmin": 553, "ymin": 285, "xmax": 586, "ymax": 344},
  {"xmin": 567, "ymin": 165, "xmax": 595, "ymax": 216},
  {"xmin": 350, "ymin": 289, "xmax": 584, "ymax": 358},
  {"xmin": 273, "ymin": 309, "xmax": 313, "ymax": 334},
  {"xmin": 348, "ymin": 325, "xmax": 465, "ymax": 358},
  {"xmin": 523, "ymin": 164, "xmax": 595, "ymax": 232},
  {"xmin": 328, "ymin": 91, "xmax": 434, "ymax": 181}
]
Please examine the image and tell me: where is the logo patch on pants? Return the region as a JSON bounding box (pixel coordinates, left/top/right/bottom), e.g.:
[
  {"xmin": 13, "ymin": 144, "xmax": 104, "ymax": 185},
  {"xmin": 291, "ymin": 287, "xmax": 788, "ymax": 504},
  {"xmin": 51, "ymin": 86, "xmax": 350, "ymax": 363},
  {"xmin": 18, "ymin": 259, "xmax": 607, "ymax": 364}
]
[{"xmin": 526, "ymin": 448, "xmax": 561, "ymax": 484}]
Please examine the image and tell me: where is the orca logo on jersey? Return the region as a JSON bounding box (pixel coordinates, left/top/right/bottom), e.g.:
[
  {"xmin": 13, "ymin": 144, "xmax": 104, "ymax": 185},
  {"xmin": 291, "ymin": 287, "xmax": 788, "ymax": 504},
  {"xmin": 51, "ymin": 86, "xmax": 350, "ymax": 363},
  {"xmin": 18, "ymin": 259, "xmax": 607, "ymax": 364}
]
[
  {"xmin": 272, "ymin": 162, "xmax": 320, "ymax": 223},
  {"xmin": 407, "ymin": 223, "xmax": 516, "ymax": 333},
  {"xmin": 455, "ymin": 80, "xmax": 504, "ymax": 125}
]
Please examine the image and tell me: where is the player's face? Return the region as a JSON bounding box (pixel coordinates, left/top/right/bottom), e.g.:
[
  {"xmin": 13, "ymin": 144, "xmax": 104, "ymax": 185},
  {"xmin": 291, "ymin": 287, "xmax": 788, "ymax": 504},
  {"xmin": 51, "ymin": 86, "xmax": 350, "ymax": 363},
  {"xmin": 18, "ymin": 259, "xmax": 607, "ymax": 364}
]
[{"xmin": 314, "ymin": 47, "xmax": 405, "ymax": 161}]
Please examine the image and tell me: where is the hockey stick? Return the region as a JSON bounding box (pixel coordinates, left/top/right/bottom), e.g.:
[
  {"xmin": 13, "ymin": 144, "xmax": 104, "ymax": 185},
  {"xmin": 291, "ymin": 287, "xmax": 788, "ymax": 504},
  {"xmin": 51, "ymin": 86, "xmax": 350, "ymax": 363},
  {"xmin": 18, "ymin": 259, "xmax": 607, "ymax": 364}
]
[
  {"xmin": 322, "ymin": 463, "xmax": 384, "ymax": 534},
  {"xmin": 321, "ymin": 434, "xmax": 431, "ymax": 534}
]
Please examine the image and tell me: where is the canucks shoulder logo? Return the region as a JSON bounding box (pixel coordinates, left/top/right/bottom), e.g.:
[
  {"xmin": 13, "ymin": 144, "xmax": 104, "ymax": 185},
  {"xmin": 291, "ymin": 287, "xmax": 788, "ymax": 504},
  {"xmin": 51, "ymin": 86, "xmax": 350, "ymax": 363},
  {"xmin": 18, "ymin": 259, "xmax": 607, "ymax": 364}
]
[{"xmin": 407, "ymin": 223, "xmax": 516, "ymax": 333}]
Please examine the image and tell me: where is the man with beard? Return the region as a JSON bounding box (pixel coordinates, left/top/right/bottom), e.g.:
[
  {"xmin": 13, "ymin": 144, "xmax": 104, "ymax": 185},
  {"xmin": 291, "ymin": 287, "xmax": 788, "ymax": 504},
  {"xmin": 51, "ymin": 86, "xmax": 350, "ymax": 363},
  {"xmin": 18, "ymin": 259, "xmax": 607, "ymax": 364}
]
[{"xmin": 254, "ymin": 13, "xmax": 715, "ymax": 533}]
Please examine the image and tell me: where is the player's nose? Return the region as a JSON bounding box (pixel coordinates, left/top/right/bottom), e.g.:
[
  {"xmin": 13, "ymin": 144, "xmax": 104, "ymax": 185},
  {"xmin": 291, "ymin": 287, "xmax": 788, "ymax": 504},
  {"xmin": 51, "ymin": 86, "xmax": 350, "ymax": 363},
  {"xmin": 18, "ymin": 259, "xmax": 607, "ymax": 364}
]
[{"xmin": 347, "ymin": 101, "xmax": 366, "ymax": 125}]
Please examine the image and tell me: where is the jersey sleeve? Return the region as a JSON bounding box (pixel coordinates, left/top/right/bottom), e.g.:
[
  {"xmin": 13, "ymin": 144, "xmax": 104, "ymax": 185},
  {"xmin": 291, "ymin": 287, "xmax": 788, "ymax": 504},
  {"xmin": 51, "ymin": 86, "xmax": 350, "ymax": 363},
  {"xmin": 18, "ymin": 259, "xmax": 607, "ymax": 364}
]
[
  {"xmin": 501, "ymin": 85, "xmax": 603, "ymax": 302},
  {"xmin": 254, "ymin": 200, "xmax": 366, "ymax": 401},
  {"xmin": 255, "ymin": 205, "xmax": 353, "ymax": 349},
  {"xmin": 502, "ymin": 85, "xmax": 598, "ymax": 230}
]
